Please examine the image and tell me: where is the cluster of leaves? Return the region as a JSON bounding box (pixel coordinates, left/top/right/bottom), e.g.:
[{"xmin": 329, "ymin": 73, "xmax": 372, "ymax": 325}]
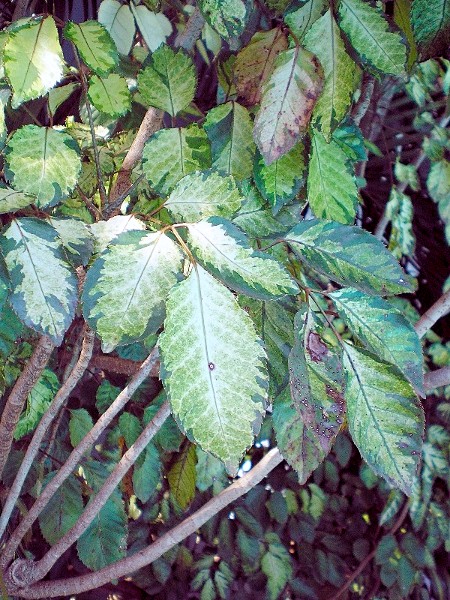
[{"xmin": 0, "ymin": 0, "xmax": 449, "ymax": 598}]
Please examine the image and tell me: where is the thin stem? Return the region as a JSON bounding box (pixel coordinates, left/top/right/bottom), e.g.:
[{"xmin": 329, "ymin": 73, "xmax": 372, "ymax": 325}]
[
  {"xmin": 424, "ymin": 365, "xmax": 450, "ymax": 391},
  {"xmin": 102, "ymin": 174, "xmax": 145, "ymax": 219},
  {"xmin": 0, "ymin": 327, "xmax": 95, "ymax": 540},
  {"xmin": 12, "ymin": 448, "xmax": 283, "ymax": 598},
  {"xmin": 0, "ymin": 349, "xmax": 159, "ymax": 569},
  {"xmin": 174, "ymin": 6, "xmax": 205, "ymax": 51},
  {"xmin": 0, "ymin": 335, "xmax": 54, "ymax": 479},
  {"xmin": 415, "ymin": 289, "xmax": 450, "ymax": 339}
]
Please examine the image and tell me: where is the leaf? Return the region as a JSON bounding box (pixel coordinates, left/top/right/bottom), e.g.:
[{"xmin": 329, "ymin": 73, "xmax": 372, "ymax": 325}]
[
  {"xmin": 48, "ymin": 217, "xmax": 94, "ymax": 267},
  {"xmin": 166, "ymin": 170, "xmax": 243, "ymax": 222},
  {"xmin": 39, "ymin": 473, "xmax": 84, "ymax": 545},
  {"xmin": 254, "ymin": 144, "xmax": 305, "ymax": 214},
  {"xmin": 14, "ymin": 369, "xmax": 60, "ymax": 440},
  {"xmin": 142, "ymin": 126, "xmax": 211, "ymax": 196},
  {"xmin": 234, "ymin": 28, "xmax": 288, "ymax": 106},
  {"xmin": 88, "ymin": 73, "xmax": 131, "ymax": 118},
  {"xmin": 254, "ymin": 47, "xmax": 323, "ymax": 165},
  {"xmin": 3, "ymin": 16, "xmax": 64, "ymax": 108},
  {"xmin": 1, "ymin": 218, "xmax": 77, "ymax": 344},
  {"xmin": 304, "ymin": 10, "xmax": 360, "ymax": 139},
  {"xmin": 130, "ymin": 4, "xmax": 172, "ymax": 52},
  {"xmin": 64, "ymin": 20, "xmax": 118, "ymax": 75},
  {"xmin": 69, "ymin": 408, "xmax": 94, "ymax": 447},
  {"xmin": 204, "ymin": 102, "xmax": 255, "ymax": 180},
  {"xmin": 83, "ymin": 230, "xmax": 183, "ymax": 352},
  {"xmin": 118, "ymin": 412, "xmax": 142, "ymax": 447},
  {"xmin": 159, "ymin": 265, "xmax": 268, "ymax": 474},
  {"xmin": 133, "ymin": 443, "xmax": 161, "ymax": 503},
  {"xmin": 343, "ymin": 344, "xmax": 425, "ymax": 495},
  {"xmin": 195, "ymin": 447, "xmax": 227, "ymax": 492},
  {"xmin": 394, "ymin": 0, "xmax": 418, "ymax": 69},
  {"xmin": 307, "ymin": 129, "xmax": 359, "ymax": 224},
  {"xmin": 98, "ymin": 0, "xmax": 136, "ymax": 55},
  {"xmin": 261, "ymin": 533, "xmax": 293, "ymax": 600},
  {"xmin": 338, "ymin": 0, "xmax": 406, "ymax": 76},
  {"xmin": 284, "ymin": 0, "xmax": 327, "ymax": 41},
  {"xmin": 285, "ymin": 219, "xmax": 414, "ymax": 295},
  {"xmin": 0, "ymin": 187, "xmax": 35, "ymax": 214},
  {"xmin": 385, "ymin": 189, "xmax": 415, "ymax": 259},
  {"xmin": 233, "ymin": 184, "xmax": 289, "ymax": 238},
  {"xmin": 89, "ymin": 214, "xmax": 146, "ymax": 255},
  {"xmin": 137, "ymin": 44, "xmax": 196, "ymax": 117},
  {"xmin": 4, "ymin": 125, "xmax": 81, "ymax": 208},
  {"xmin": 411, "ymin": 0, "xmax": 450, "ymax": 58},
  {"xmin": 77, "ymin": 494, "xmax": 127, "ymax": 570},
  {"xmin": 48, "ymin": 83, "xmax": 79, "ymax": 118},
  {"xmin": 185, "ymin": 218, "xmax": 299, "ymax": 299},
  {"xmin": 427, "ymin": 159, "xmax": 450, "ymax": 243},
  {"xmin": 168, "ymin": 443, "xmax": 197, "ymax": 509},
  {"xmin": 199, "ymin": 0, "xmax": 249, "ymax": 39}
]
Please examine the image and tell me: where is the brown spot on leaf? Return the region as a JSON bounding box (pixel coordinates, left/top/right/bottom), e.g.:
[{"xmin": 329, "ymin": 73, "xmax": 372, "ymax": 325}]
[{"xmin": 307, "ymin": 332, "xmax": 328, "ymax": 362}]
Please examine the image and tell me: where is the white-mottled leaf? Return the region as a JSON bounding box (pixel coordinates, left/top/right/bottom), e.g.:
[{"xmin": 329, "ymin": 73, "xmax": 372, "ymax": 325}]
[
  {"xmin": 5, "ymin": 125, "xmax": 81, "ymax": 208},
  {"xmin": 385, "ymin": 189, "xmax": 415, "ymax": 259},
  {"xmin": 199, "ymin": 0, "xmax": 249, "ymax": 39},
  {"xmin": 88, "ymin": 73, "xmax": 131, "ymax": 118},
  {"xmin": 98, "ymin": 0, "xmax": 136, "ymax": 55},
  {"xmin": 83, "ymin": 230, "xmax": 183, "ymax": 352},
  {"xmin": 166, "ymin": 170, "xmax": 242, "ymax": 222},
  {"xmin": 64, "ymin": 20, "xmax": 118, "ymax": 76},
  {"xmin": 186, "ymin": 218, "xmax": 299, "ymax": 299},
  {"xmin": 49, "ymin": 217, "xmax": 94, "ymax": 267},
  {"xmin": 284, "ymin": 0, "xmax": 327, "ymax": 41},
  {"xmin": 130, "ymin": 4, "xmax": 172, "ymax": 52},
  {"xmin": 89, "ymin": 214, "xmax": 147, "ymax": 254},
  {"xmin": 159, "ymin": 266, "xmax": 268, "ymax": 474},
  {"xmin": 3, "ymin": 16, "xmax": 64, "ymax": 108},
  {"xmin": 0, "ymin": 187, "xmax": 35, "ymax": 214},
  {"xmin": 1, "ymin": 218, "xmax": 77, "ymax": 344}
]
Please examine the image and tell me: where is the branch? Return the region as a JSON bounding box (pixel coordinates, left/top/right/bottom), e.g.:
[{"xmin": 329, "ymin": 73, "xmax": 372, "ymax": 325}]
[
  {"xmin": 13, "ymin": 448, "xmax": 283, "ymax": 598},
  {"xmin": 415, "ymin": 289, "xmax": 450, "ymax": 339},
  {"xmin": 0, "ymin": 335, "xmax": 54, "ymax": 479},
  {"xmin": 0, "ymin": 327, "xmax": 95, "ymax": 540},
  {"xmin": 12, "ymin": 0, "xmax": 30, "ymax": 20},
  {"xmin": 0, "ymin": 349, "xmax": 159, "ymax": 570},
  {"xmin": 174, "ymin": 7, "xmax": 205, "ymax": 52},
  {"xmin": 90, "ymin": 354, "xmax": 159, "ymax": 377},
  {"xmin": 424, "ymin": 366, "xmax": 450, "ymax": 391}
]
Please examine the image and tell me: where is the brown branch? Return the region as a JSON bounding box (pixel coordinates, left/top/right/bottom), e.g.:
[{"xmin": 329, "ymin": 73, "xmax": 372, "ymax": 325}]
[
  {"xmin": 13, "ymin": 448, "xmax": 283, "ymax": 598},
  {"xmin": 89, "ymin": 354, "xmax": 160, "ymax": 377},
  {"xmin": 415, "ymin": 289, "xmax": 450, "ymax": 339},
  {"xmin": 174, "ymin": 7, "xmax": 205, "ymax": 52},
  {"xmin": 0, "ymin": 335, "xmax": 54, "ymax": 479},
  {"xmin": 424, "ymin": 366, "xmax": 450, "ymax": 391}
]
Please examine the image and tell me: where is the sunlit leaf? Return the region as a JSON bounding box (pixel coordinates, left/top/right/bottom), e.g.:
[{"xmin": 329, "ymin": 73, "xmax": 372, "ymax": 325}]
[
  {"xmin": 64, "ymin": 20, "xmax": 118, "ymax": 75},
  {"xmin": 130, "ymin": 4, "xmax": 172, "ymax": 52},
  {"xmin": 284, "ymin": 0, "xmax": 327, "ymax": 41},
  {"xmin": 98, "ymin": 0, "xmax": 136, "ymax": 55},
  {"xmin": 199, "ymin": 0, "xmax": 249, "ymax": 39},
  {"xmin": 0, "ymin": 187, "xmax": 35, "ymax": 214},
  {"xmin": 49, "ymin": 217, "xmax": 94, "ymax": 267},
  {"xmin": 89, "ymin": 215, "xmax": 147, "ymax": 254},
  {"xmin": 88, "ymin": 73, "xmax": 131, "ymax": 118}
]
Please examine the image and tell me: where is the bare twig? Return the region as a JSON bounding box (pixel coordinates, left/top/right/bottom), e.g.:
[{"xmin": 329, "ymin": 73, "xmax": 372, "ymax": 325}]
[
  {"xmin": 415, "ymin": 289, "xmax": 450, "ymax": 339},
  {"xmin": 90, "ymin": 354, "xmax": 159, "ymax": 377},
  {"xmin": 0, "ymin": 336, "xmax": 54, "ymax": 479},
  {"xmin": 174, "ymin": 7, "xmax": 205, "ymax": 52},
  {"xmin": 0, "ymin": 349, "xmax": 159, "ymax": 569},
  {"xmin": 0, "ymin": 327, "xmax": 95, "ymax": 540},
  {"xmin": 424, "ymin": 366, "xmax": 450, "ymax": 391},
  {"xmin": 12, "ymin": 448, "xmax": 283, "ymax": 598}
]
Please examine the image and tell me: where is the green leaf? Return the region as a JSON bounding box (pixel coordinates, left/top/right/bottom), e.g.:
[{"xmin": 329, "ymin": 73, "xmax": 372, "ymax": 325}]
[
  {"xmin": 119, "ymin": 412, "xmax": 142, "ymax": 447},
  {"xmin": 304, "ymin": 10, "xmax": 359, "ymax": 139},
  {"xmin": 77, "ymin": 494, "xmax": 127, "ymax": 570},
  {"xmin": 195, "ymin": 447, "xmax": 227, "ymax": 492},
  {"xmin": 130, "ymin": 4, "xmax": 172, "ymax": 52},
  {"xmin": 142, "ymin": 126, "xmax": 211, "ymax": 196},
  {"xmin": 186, "ymin": 217, "xmax": 299, "ymax": 299},
  {"xmin": 199, "ymin": 0, "xmax": 249, "ymax": 39},
  {"xmin": 411, "ymin": 0, "xmax": 450, "ymax": 58},
  {"xmin": 159, "ymin": 266, "xmax": 268, "ymax": 474},
  {"xmin": 233, "ymin": 184, "xmax": 289, "ymax": 238},
  {"xmin": 88, "ymin": 73, "xmax": 131, "ymax": 118},
  {"xmin": 83, "ymin": 230, "xmax": 183, "ymax": 352},
  {"xmin": 39, "ymin": 473, "xmax": 84, "ymax": 545},
  {"xmin": 3, "ymin": 16, "xmax": 64, "ymax": 108},
  {"xmin": 49, "ymin": 217, "xmax": 94, "ymax": 267},
  {"xmin": 89, "ymin": 214, "xmax": 146, "ymax": 255},
  {"xmin": 284, "ymin": 0, "xmax": 327, "ymax": 41},
  {"xmin": 98, "ymin": 0, "xmax": 136, "ymax": 55},
  {"xmin": 344, "ymin": 344, "xmax": 424, "ymax": 495},
  {"xmin": 394, "ymin": 0, "xmax": 418, "ymax": 69},
  {"xmin": 254, "ymin": 144, "xmax": 305, "ymax": 214},
  {"xmin": 1, "ymin": 218, "xmax": 77, "ymax": 344},
  {"xmin": 427, "ymin": 159, "xmax": 450, "ymax": 243},
  {"xmin": 307, "ymin": 129, "xmax": 358, "ymax": 224},
  {"xmin": 204, "ymin": 101, "xmax": 255, "ymax": 180},
  {"xmin": 338, "ymin": 0, "xmax": 406, "ymax": 75},
  {"xmin": 385, "ymin": 189, "xmax": 415, "ymax": 259},
  {"xmin": 254, "ymin": 47, "xmax": 323, "ymax": 165},
  {"xmin": 69, "ymin": 408, "xmax": 94, "ymax": 447},
  {"xmin": 14, "ymin": 369, "xmax": 60, "ymax": 440},
  {"xmin": 133, "ymin": 443, "xmax": 161, "ymax": 503},
  {"xmin": 166, "ymin": 170, "xmax": 243, "ymax": 223},
  {"xmin": 5, "ymin": 125, "xmax": 81, "ymax": 208},
  {"xmin": 0, "ymin": 187, "xmax": 35, "ymax": 214},
  {"xmin": 261, "ymin": 533, "xmax": 293, "ymax": 600},
  {"xmin": 64, "ymin": 20, "xmax": 118, "ymax": 75},
  {"xmin": 234, "ymin": 28, "xmax": 288, "ymax": 106},
  {"xmin": 330, "ymin": 288, "xmax": 424, "ymax": 395},
  {"xmin": 48, "ymin": 83, "xmax": 79, "ymax": 118},
  {"xmin": 138, "ymin": 44, "xmax": 196, "ymax": 117},
  {"xmin": 168, "ymin": 443, "xmax": 197, "ymax": 509},
  {"xmin": 285, "ymin": 219, "xmax": 414, "ymax": 295}
]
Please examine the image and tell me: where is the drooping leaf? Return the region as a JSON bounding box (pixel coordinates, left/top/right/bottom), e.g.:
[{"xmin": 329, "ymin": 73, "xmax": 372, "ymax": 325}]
[
  {"xmin": 83, "ymin": 230, "xmax": 183, "ymax": 352},
  {"xmin": 411, "ymin": 0, "xmax": 450, "ymax": 58},
  {"xmin": 307, "ymin": 129, "xmax": 359, "ymax": 223},
  {"xmin": 385, "ymin": 189, "xmax": 415, "ymax": 259},
  {"xmin": 69, "ymin": 408, "xmax": 94, "ymax": 447},
  {"xmin": 98, "ymin": 0, "xmax": 136, "ymax": 55},
  {"xmin": 1, "ymin": 218, "xmax": 77, "ymax": 344},
  {"xmin": 338, "ymin": 0, "xmax": 406, "ymax": 75},
  {"xmin": 48, "ymin": 83, "xmax": 79, "ymax": 118},
  {"xmin": 285, "ymin": 219, "xmax": 414, "ymax": 295},
  {"xmin": 130, "ymin": 4, "xmax": 172, "ymax": 52},
  {"xmin": 49, "ymin": 217, "xmax": 94, "ymax": 267},
  {"xmin": 186, "ymin": 217, "xmax": 299, "ymax": 299},
  {"xmin": 393, "ymin": 0, "xmax": 418, "ymax": 68},
  {"xmin": 284, "ymin": 0, "xmax": 327, "ymax": 41},
  {"xmin": 14, "ymin": 369, "xmax": 60, "ymax": 440},
  {"xmin": 254, "ymin": 47, "xmax": 323, "ymax": 165},
  {"xmin": 3, "ymin": 16, "xmax": 64, "ymax": 108},
  {"xmin": 159, "ymin": 266, "xmax": 268, "ymax": 474},
  {"xmin": 199, "ymin": 0, "xmax": 249, "ymax": 39},
  {"xmin": 204, "ymin": 101, "xmax": 255, "ymax": 180},
  {"xmin": 89, "ymin": 215, "xmax": 147, "ymax": 255},
  {"xmin": 133, "ymin": 443, "xmax": 161, "ymax": 503},
  {"xmin": 137, "ymin": 44, "xmax": 196, "ymax": 116},
  {"xmin": 39, "ymin": 473, "xmax": 84, "ymax": 546},
  {"xmin": 167, "ymin": 442, "xmax": 197, "ymax": 509},
  {"xmin": 0, "ymin": 187, "xmax": 35, "ymax": 214},
  {"xmin": 304, "ymin": 10, "xmax": 360, "ymax": 139},
  {"xmin": 427, "ymin": 159, "xmax": 450, "ymax": 243},
  {"xmin": 261, "ymin": 532, "xmax": 293, "ymax": 600},
  {"xmin": 344, "ymin": 344, "xmax": 425, "ymax": 495},
  {"xmin": 5, "ymin": 125, "xmax": 81, "ymax": 208},
  {"xmin": 234, "ymin": 28, "xmax": 288, "ymax": 106},
  {"xmin": 0, "ymin": 87, "xmax": 10, "ymax": 148},
  {"xmin": 88, "ymin": 73, "xmax": 131, "ymax": 118},
  {"xmin": 254, "ymin": 144, "xmax": 305, "ymax": 214},
  {"xmin": 142, "ymin": 126, "xmax": 211, "ymax": 196},
  {"xmin": 166, "ymin": 170, "xmax": 243, "ymax": 222},
  {"xmin": 64, "ymin": 20, "xmax": 118, "ymax": 75}
]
